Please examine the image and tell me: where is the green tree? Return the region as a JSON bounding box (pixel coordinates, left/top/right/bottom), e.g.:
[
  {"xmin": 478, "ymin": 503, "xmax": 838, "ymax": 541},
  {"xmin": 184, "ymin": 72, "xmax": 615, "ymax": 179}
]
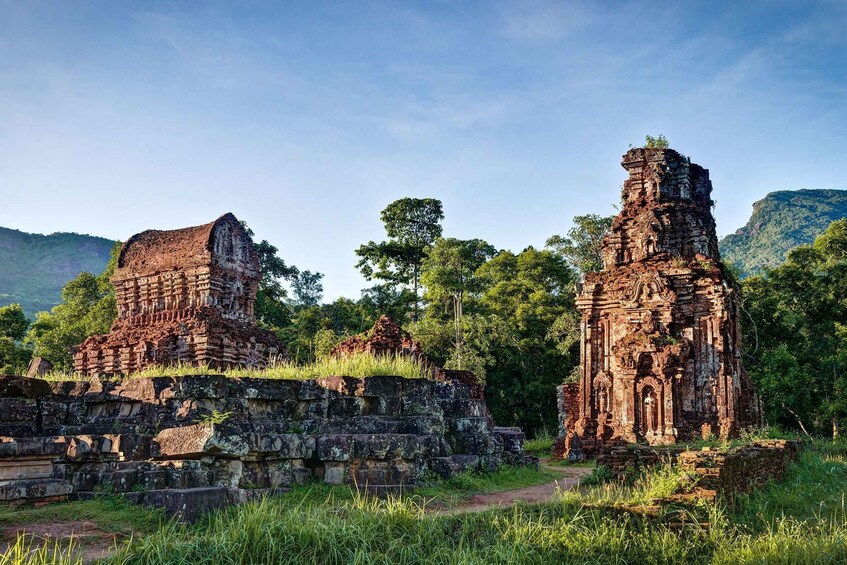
[
  {"xmin": 476, "ymin": 248, "xmax": 579, "ymax": 431},
  {"xmin": 0, "ymin": 304, "xmax": 32, "ymax": 374},
  {"xmin": 241, "ymin": 223, "xmax": 299, "ymax": 329},
  {"xmin": 421, "ymin": 238, "xmax": 495, "ymax": 370},
  {"xmin": 291, "ymin": 270, "xmax": 324, "ymax": 308},
  {"xmin": 25, "ymin": 242, "xmax": 121, "ymax": 370},
  {"xmin": 356, "ymin": 198, "xmax": 444, "ymax": 322},
  {"xmin": 742, "ymin": 219, "xmax": 847, "ymax": 437},
  {"xmin": 546, "ymin": 214, "xmax": 613, "ymax": 275},
  {"xmin": 0, "ymin": 304, "xmax": 29, "ymax": 342}
]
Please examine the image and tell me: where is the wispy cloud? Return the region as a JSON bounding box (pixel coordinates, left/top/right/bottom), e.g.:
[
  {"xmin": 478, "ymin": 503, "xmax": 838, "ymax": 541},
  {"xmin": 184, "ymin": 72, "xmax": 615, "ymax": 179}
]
[{"xmin": 499, "ymin": 0, "xmax": 590, "ymax": 41}]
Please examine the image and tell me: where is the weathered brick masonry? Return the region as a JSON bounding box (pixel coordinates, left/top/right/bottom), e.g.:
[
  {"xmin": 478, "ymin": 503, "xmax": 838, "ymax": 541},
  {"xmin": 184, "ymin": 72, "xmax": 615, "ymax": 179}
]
[
  {"xmin": 0, "ymin": 373, "xmax": 531, "ymax": 519},
  {"xmin": 559, "ymin": 147, "xmax": 761, "ymax": 458},
  {"xmin": 74, "ymin": 213, "xmax": 284, "ymax": 376}
]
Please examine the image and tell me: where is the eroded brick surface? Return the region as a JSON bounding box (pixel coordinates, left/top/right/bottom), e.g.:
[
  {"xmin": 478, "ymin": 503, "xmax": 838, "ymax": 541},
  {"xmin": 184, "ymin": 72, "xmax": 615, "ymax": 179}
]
[
  {"xmin": 74, "ymin": 213, "xmax": 284, "ymax": 376},
  {"xmin": 560, "ymin": 148, "xmax": 761, "ymax": 457}
]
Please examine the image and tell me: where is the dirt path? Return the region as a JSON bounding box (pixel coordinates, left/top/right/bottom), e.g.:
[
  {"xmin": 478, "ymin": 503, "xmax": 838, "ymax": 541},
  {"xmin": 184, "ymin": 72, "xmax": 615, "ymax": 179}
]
[
  {"xmin": 1, "ymin": 520, "xmax": 128, "ymax": 563},
  {"xmin": 441, "ymin": 465, "xmax": 592, "ymax": 515}
]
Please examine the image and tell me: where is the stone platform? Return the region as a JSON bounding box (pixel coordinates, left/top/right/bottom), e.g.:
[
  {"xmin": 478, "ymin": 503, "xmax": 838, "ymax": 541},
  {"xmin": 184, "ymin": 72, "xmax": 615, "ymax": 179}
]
[{"xmin": 0, "ymin": 373, "xmax": 533, "ymax": 519}]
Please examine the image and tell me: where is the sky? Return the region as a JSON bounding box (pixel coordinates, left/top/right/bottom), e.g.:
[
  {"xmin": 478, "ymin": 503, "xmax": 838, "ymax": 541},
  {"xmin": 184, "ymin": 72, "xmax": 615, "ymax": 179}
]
[{"xmin": 1, "ymin": 1, "xmax": 846, "ymax": 301}]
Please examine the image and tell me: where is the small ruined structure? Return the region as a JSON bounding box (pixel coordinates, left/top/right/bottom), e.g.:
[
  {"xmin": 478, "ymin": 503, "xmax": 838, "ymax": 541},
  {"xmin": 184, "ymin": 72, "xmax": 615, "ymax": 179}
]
[
  {"xmin": 331, "ymin": 315, "xmax": 427, "ymax": 363},
  {"xmin": 74, "ymin": 214, "xmax": 284, "ymax": 376},
  {"xmin": 558, "ymin": 147, "xmax": 760, "ymax": 456}
]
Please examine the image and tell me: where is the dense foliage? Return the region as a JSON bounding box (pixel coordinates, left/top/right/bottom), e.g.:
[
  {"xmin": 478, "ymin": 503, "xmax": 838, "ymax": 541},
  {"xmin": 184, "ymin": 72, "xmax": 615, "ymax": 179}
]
[
  {"xmin": 741, "ymin": 219, "xmax": 847, "ymax": 437},
  {"xmin": 0, "ymin": 227, "xmax": 114, "ymax": 318},
  {"xmin": 720, "ymin": 189, "xmax": 847, "ymax": 277},
  {"xmin": 0, "ymin": 303, "xmax": 31, "ymax": 373}
]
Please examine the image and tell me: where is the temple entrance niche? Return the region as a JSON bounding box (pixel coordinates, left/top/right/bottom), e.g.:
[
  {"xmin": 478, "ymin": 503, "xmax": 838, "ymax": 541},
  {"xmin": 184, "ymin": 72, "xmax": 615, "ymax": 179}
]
[
  {"xmin": 635, "ymin": 353, "xmax": 664, "ymax": 442},
  {"xmin": 593, "ymin": 373, "xmax": 611, "ymax": 415}
]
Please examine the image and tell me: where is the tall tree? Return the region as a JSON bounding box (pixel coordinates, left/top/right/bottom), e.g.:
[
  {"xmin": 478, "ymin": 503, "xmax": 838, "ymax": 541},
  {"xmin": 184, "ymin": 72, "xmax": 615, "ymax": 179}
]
[
  {"xmin": 0, "ymin": 304, "xmax": 32, "ymax": 374},
  {"xmin": 742, "ymin": 219, "xmax": 847, "ymax": 437},
  {"xmin": 291, "ymin": 270, "xmax": 324, "ymax": 308},
  {"xmin": 241, "ymin": 223, "xmax": 299, "ymax": 328},
  {"xmin": 356, "ymin": 198, "xmax": 444, "ymax": 321},
  {"xmin": 477, "ymin": 248, "xmax": 579, "ymax": 431},
  {"xmin": 421, "ymin": 237, "xmax": 495, "ymax": 370},
  {"xmin": 546, "ymin": 214, "xmax": 613, "ymax": 275}
]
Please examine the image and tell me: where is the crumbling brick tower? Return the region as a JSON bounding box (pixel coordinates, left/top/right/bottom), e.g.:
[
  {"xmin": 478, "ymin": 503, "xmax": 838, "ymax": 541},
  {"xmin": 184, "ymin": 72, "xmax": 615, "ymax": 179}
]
[
  {"xmin": 565, "ymin": 147, "xmax": 760, "ymax": 453},
  {"xmin": 74, "ymin": 213, "xmax": 284, "ymax": 375}
]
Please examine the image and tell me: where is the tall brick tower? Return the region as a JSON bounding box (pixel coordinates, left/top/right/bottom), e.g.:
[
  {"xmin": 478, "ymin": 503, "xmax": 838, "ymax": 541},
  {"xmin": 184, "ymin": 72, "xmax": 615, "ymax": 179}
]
[{"xmin": 561, "ymin": 147, "xmax": 760, "ymax": 454}]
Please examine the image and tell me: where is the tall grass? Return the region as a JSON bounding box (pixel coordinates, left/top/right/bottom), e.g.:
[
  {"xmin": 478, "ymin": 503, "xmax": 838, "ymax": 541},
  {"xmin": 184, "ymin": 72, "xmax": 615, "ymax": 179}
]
[
  {"xmin": 37, "ymin": 353, "xmax": 430, "ymax": 382},
  {"xmin": 7, "ymin": 440, "xmax": 847, "ymax": 563},
  {"xmin": 0, "ymin": 535, "xmax": 82, "ymax": 565}
]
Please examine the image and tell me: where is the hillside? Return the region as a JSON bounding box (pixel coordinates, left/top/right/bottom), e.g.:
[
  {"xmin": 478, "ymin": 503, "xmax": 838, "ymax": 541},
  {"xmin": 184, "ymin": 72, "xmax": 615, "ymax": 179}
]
[
  {"xmin": 0, "ymin": 226, "xmax": 115, "ymax": 318},
  {"xmin": 720, "ymin": 189, "xmax": 847, "ymax": 277}
]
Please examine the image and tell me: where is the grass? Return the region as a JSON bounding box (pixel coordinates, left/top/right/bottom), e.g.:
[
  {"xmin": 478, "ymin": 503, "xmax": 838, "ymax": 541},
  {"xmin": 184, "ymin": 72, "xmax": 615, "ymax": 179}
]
[
  {"xmin": 0, "ymin": 496, "xmax": 165, "ymax": 535},
  {"xmin": 38, "ymin": 353, "xmax": 431, "ymax": 382},
  {"xmin": 7, "ymin": 442, "xmax": 847, "ymax": 563},
  {"xmin": 524, "ymin": 430, "xmax": 555, "ymax": 458}
]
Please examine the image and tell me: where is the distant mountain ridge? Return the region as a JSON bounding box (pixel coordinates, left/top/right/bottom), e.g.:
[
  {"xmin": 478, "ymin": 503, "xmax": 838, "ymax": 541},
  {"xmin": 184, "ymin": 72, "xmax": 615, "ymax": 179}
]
[
  {"xmin": 720, "ymin": 189, "xmax": 847, "ymax": 277},
  {"xmin": 0, "ymin": 226, "xmax": 115, "ymax": 318}
]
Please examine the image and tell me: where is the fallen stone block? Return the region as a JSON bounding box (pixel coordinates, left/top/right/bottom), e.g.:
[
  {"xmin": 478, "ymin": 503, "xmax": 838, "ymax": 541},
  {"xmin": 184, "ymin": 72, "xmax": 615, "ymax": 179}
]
[{"xmin": 152, "ymin": 423, "xmax": 248, "ymax": 459}]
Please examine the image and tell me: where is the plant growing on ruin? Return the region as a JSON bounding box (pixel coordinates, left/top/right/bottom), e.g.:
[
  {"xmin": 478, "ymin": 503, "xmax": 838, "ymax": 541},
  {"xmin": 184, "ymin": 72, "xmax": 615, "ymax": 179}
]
[
  {"xmin": 199, "ymin": 410, "xmax": 233, "ymax": 425},
  {"xmin": 645, "ymin": 134, "xmax": 670, "ymax": 148}
]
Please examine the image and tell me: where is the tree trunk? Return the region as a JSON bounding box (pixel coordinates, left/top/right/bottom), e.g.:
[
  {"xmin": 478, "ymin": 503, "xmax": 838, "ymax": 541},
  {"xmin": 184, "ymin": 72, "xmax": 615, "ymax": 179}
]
[
  {"xmin": 784, "ymin": 405, "xmax": 812, "ymax": 438},
  {"xmin": 453, "ymin": 294, "xmax": 462, "ymax": 370},
  {"xmin": 834, "ymin": 416, "xmax": 840, "ymax": 440},
  {"xmin": 412, "ymin": 265, "xmax": 419, "ymax": 322}
]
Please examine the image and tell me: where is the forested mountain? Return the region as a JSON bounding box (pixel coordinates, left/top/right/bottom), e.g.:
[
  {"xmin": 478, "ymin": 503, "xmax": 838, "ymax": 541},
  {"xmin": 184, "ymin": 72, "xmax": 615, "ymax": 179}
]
[
  {"xmin": 720, "ymin": 189, "xmax": 847, "ymax": 277},
  {"xmin": 0, "ymin": 226, "xmax": 115, "ymax": 318}
]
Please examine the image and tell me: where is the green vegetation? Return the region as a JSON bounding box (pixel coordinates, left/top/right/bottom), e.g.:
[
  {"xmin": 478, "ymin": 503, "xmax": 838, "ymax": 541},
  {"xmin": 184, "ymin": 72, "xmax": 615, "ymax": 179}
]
[
  {"xmin": 546, "ymin": 214, "xmax": 614, "ymax": 276},
  {"xmin": 523, "ymin": 430, "xmax": 555, "ymax": 458},
  {"xmin": 741, "ymin": 219, "xmax": 847, "ymax": 437},
  {"xmin": 24, "ymin": 243, "xmax": 120, "ymax": 370},
  {"xmin": 720, "ymin": 189, "xmax": 847, "ymax": 277},
  {"xmin": 355, "ymin": 198, "xmax": 445, "ymax": 323},
  {"xmin": 0, "ymin": 303, "xmax": 32, "ymax": 373},
  {"xmin": 37, "ymin": 352, "xmax": 431, "ymax": 382},
  {"xmin": 7, "ymin": 442, "xmax": 847, "ymax": 564},
  {"xmin": 0, "ymin": 227, "xmax": 115, "ymax": 319},
  {"xmin": 644, "ymin": 134, "xmax": 670, "ymax": 149}
]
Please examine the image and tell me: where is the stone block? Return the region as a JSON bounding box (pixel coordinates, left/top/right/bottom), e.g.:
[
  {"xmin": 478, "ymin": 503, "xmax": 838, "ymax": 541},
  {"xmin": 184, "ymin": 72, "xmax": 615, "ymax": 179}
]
[
  {"xmin": 127, "ymin": 487, "xmax": 233, "ymax": 522},
  {"xmin": 316, "ymin": 435, "xmax": 353, "ymax": 462},
  {"xmin": 429, "ymin": 455, "xmax": 480, "ymax": 479},
  {"xmin": 0, "ymin": 375, "xmax": 52, "ymax": 399},
  {"xmin": 322, "ymin": 462, "xmax": 348, "ymax": 485},
  {"xmin": 152, "ymin": 423, "xmax": 248, "ymax": 459},
  {"xmin": 0, "ymin": 478, "xmax": 72, "ymax": 501},
  {"xmin": 363, "ymin": 376, "xmax": 404, "ymax": 398}
]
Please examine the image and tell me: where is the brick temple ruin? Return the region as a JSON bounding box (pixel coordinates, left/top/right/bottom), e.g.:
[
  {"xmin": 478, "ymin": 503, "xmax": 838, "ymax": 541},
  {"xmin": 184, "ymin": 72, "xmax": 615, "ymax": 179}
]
[
  {"xmin": 2, "ymin": 221, "xmax": 532, "ymax": 516},
  {"xmin": 558, "ymin": 147, "xmax": 761, "ymax": 457},
  {"xmin": 74, "ymin": 213, "xmax": 284, "ymax": 376}
]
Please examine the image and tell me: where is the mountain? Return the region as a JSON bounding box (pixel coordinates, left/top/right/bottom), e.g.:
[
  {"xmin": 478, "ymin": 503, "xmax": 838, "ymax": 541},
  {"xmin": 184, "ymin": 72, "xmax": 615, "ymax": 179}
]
[
  {"xmin": 0, "ymin": 226, "xmax": 116, "ymax": 318},
  {"xmin": 720, "ymin": 189, "xmax": 847, "ymax": 277}
]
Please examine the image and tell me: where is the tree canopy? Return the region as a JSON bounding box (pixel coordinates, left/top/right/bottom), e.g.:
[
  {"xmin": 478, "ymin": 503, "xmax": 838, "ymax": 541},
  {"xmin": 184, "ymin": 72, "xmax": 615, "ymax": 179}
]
[
  {"xmin": 546, "ymin": 214, "xmax": 613, "ymax": 275},
  {"xmin": 356, "ymin": 198, "xmax": 444, "ymax": 322},
  {"xmin": 742, "ymin": 219, "xmax": 847, "ymax": 437}
]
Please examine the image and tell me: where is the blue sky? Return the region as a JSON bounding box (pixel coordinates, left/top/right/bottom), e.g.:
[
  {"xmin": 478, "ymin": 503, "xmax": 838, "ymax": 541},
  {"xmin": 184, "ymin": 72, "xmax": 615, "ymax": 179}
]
[{"xmin": 1, "ymin": 1, "xmax": 845, "ymax": 300}]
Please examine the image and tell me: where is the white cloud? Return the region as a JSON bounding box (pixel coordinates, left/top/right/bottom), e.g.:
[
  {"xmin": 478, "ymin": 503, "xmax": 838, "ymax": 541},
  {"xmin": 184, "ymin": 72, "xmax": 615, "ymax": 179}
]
[{"xmin": 499, "ymin": 0, "xmax": 589, "ymax": 41}]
